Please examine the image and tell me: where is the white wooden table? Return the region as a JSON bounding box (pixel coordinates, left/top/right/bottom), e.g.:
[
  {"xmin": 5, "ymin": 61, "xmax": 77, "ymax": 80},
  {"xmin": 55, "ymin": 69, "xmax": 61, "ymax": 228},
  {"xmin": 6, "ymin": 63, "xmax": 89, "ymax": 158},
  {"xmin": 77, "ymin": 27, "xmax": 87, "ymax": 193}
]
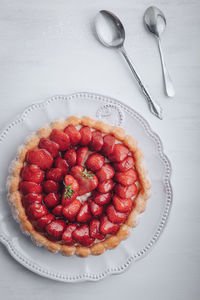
[{"xmin": 0, "ymin": 0, "xmax": 199, "ymax": 299}]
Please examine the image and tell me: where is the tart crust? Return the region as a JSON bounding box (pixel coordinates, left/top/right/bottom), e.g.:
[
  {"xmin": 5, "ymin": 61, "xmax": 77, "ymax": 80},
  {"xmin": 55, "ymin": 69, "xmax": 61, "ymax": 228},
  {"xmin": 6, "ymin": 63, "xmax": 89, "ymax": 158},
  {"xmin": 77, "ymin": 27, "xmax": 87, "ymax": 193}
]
[{"xmin": 8, "ymin": 116, "xmax": 151, "ymax": 257}]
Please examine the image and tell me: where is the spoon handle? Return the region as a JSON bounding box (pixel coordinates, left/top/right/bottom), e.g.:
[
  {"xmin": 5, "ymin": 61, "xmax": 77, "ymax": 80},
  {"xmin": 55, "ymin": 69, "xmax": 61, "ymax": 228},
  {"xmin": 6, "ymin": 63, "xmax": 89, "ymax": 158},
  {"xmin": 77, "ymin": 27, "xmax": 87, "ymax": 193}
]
[
  {"xmin": 119, "ymin": 47, "xmax": 163, "ymax": 119},
  {"xmin": 157, "ymin": 37, "xmax": 175, "ymax": 98}
]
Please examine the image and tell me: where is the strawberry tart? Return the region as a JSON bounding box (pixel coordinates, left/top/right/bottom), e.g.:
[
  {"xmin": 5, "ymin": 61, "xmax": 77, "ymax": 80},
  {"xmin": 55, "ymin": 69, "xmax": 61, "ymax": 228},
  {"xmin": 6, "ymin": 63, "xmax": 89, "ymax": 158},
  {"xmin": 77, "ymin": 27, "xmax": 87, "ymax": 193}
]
[{"xmin": 8, "ymin": 116, "xmax": 151, "ymax": 257}]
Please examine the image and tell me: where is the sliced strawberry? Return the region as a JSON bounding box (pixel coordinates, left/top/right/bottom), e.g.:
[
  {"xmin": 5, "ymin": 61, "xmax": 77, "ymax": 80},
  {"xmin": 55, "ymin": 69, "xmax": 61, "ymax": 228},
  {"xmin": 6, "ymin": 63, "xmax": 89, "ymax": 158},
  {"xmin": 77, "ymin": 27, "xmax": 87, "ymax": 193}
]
[
  {"xmin": 96, "ymin": 164, "xmax": 114, "ymax": 182},
  {"xmin": 90, "ymin": 219, "xmax": 105, "ymax": 240},
  {"xmin": 77, "ymin": 202, "xmax": 91, "ymax": 223},
  {"xmin": 85, "ymin": 153, "xmax": 104, "ymax": 172},
  {"xmin": 38, "ymin": 138, "xmax": 59, "ymax": 158},
  {"xmin": 115, "ymin": 169, "xmax": 138, "ymax": 186},
  {"xmin": 62, "ymin": 175, "xmax": 79, "ymax": 204},
  {"xmin": 79, "ymin": 126, "xmax": 92, "ymax": 146},
  {"xmin": 19, "ymin": 181, "xmax": 42, "ymax": 195},
  {"xmin": 62, "ymin": 199, "xmax": 81, "ymax": 221},
  {"xmin": 43, "ymin": 193, "xmax": 60, "ymax": 208},
  {"xmin": 107, "ymin": 204, "xmax": 127, "ymax": 224},
  {"xmin": 54, "ymin": 157, "xmax": 69, "ymax": 175},
  {"xmin": 89, "ymin": 198, "xmax": 104, "ymax": 217},
  {"xmin": 100, "ymin": 215, "xmax": 119, "ymax": 235},
  {"xmin": 113, "ymin": 156, "xmax": 135, "ymax": 172},
  {"xmin": 64, "ymin": 125, "xmax": 81, "ymax": 145},
  {"xmin": 76, "ymin": 147, "xmax": 88, "ymax": 166},
  {"xmin": 26, "ymin": 203, "xmax": 48, "ymax": 219},
  {"xmin": 71, "ymin": 165, "xmax": 98, "ymax": 195},
  {"xmin": 43, "ymin": 180, "xmax": 59, "ymax": 194},
  {"xmin": 113, "ymin": 195, "xmax": 133, "ymax": 213},
  {"xmin": 46, "ymin": 168, "xmax": 63, "ymax": 182},
  {"xmin": 26, "ymin": 149, "xmax": 53, "ymax": 170},
  {"xmin": 89, "ymin": 131, "xmax": 103, "ymax": 152},
  {"xmin": 64, "ymin": 148, "xmax": 77, "ymax": 166},
  {"xmin": 97, "ymin": 179, "xmax": 114, "ymax": 193},
  {"xmin": 62, "ymin": 224, "xmax": 77, "ymax": 245},
  {"xmin": 64, "ymin": 175, "xmax": 79, "ymax": 191},
  {"xmin": 50, "ymin": 129, "xmax": 70, "ymax": 151},
  {"xmin": 35, "ymin": 214, "xmax": 55, "ymax": 232},
  {"xmin": 108, "ymin": 144, "xmax": 129, "ymax": 162},
  {"xmin": 114, "ymin": 183, "xmax": 138, "ymax": 198},
  {"xmin": 22, "ymin": 193, "xmax": 43, "ymax": 207},
  {"xmin": 52, "ymin": 204, "xmax": 63, "ymax": 217},
  {"xmin": 101, "ymin": 135, "xmax": 115, "ymax": 156},
  {"xmin": 72, "ymin": 224, "xmax": 94, "ymax": 246},
  {"xmin": 93, "ymin": 191, "xmax": 111, "ymax": 205},
  {"xmin": 46, "ymin": 219, "xmax": 66, "ymax": 241},
  {"xmin": 20, "ymin": 164, "xmax": 44, "ymax": 184}
]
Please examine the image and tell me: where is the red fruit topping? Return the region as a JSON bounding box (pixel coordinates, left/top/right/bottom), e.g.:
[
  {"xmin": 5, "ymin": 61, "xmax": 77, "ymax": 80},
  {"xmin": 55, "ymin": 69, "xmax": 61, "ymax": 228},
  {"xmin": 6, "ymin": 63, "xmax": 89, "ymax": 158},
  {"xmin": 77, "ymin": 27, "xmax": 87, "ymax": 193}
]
[
  {"xmin": 93, "ymin": 191, "xmax": 111, "ymax": 205},
  {"xmin": 64, "ymin": 148, "xmax": 77, "ymax": 166},
  {"xmin": 89, "ymin": 198, "xmax": 104, "ymax": 217},
  {"xmin": 50, "ymin": 129, "xmax": 70, "ymax": 151},
  {"xmin": 96, "ymin": 164, "xmax": 114, "ymax": 182},
  {"xmin": 100, "ymin": 215, "xmax": 119, "ymax": 235},
  {"xmin": 108, "ymin": 144, "xmax": 129, "ymax": 162},
  {"xmin": 20, "ymin": 164, "xmax": 44, "ymax": 184},
  {"xmin": 97, "ymin": 179, "xmax": 114, "ymax": 193},
  {"xmin": 79, "ymin": 126, "xmax": 92, "ymax": 146},
  {"xmin": 115, "ymin": 169, "xmax": 138, "ymax": 186},
  {"xmin": 62, "ymin": 175, "xmax": 79, "ymax": 204},
  {"xmin": 62, "ymin": 199, "xmax": 81, "ymax": 221},
  {"xmin": 64, "ymin": 175, "xmax": 79, "ymax": 192},
  {"xmin": 71, "ymin": 166, "xmax": 98, "ymax": 195},
  {"xmin": 64, "ymin": 125, "xmax": 81, "ymax": 145},
  {"xmin": 22, "ymin": 193, "xmax": 43, "ymax": 207},
  {"xmin": 52, "ymin": 204, "xmax": 63, "ymax": 217},
  {"xmin": 38, "ymin": 138, "xmax": 59, "ymax": 158},
  {"xmin": 46, "ymin": 168, "xmax": 63, "ymax": 182},
  {"xmin": 46, "ymin": 219, "xmax": 66, "ymax": 241},
  {"xmin": 77, "ymin": 202, "xmax": 92, "ymax": 223},
  {"xmin": 44, "ymin": 193, "xmax": 60, "ymax": 208},
  {"xmin": 107, "ymin": 204, "xmax": 127, "ymax": 224},
  {"xmin": 114, "ymin": 183, "xmax": 138, "ymax": 199},
  {"xmin": 26, "ymin": 203, "xmax": 48, "ymax": 219},
  {"xmin": 101, "ymin": 135, "xmax": 115, "ymax": 156},
  {"xmin": 113, "ymin": 156, "xmax": 135, "ymax": 172},
  {"xmin": 76, "ymin": 147, "xmax": 88, "ymax": 166},
  {"xmin": 26, "ymin": 149, "xmax": 53, "ymax": 170},
  {"xmin": 85, "ymin": 153, "xmax": 104, "ymax": 172},
  {"xmin": 113, "ymin": 195, "xmax": 133, "ymax": 213},
  {"xmin": 90, "ymin": 219, "xmax": 105, "ymax": 240},
  {"xmin": 35, "ymin": 214, "xmax": 55, "ymax": 232},
  {"xmin": 72, "ymin": 224, "xmax": 94, "ymax": 246},
  {"xmin": 89, "ymin": 131, "xmax": 103, "ymax": 152},
  {"xmin": 19, "ymin": 181, "xmax": 42, "ymax": 195},
  {"xmin": 43, "ymin": 180, "xmax": 59, "ymax": 194},
  {"xmin": 62, "ymin": 224, "xmax": 77, "ymax": 245},
  {"xmin": 54, "ymin": 157, "xmax": 69, "ymax": 175}
]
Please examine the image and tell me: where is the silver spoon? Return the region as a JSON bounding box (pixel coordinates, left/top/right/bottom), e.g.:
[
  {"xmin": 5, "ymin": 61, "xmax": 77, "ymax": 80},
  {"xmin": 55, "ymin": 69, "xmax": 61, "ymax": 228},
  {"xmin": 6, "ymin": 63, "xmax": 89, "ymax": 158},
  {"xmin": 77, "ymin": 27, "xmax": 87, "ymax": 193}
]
[
  {"xmin": 144, "ymin": 6, "xmax": 175, "ymax": 98},
  {"xmin": 94, "ymin": 10, "xmax": 163, "ymax": 120}
]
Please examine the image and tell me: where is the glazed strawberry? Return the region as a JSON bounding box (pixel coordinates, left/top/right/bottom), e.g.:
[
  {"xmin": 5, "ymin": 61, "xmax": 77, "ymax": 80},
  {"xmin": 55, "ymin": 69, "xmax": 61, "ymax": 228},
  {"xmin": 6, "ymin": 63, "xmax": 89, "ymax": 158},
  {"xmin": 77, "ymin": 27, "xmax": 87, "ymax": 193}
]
[
  {"xmin": 89, "ymin": 198, "xmax": 104, "ymax": 217},
  {"xmin": 26, "ymin": 149, "xmax": 53, "ymax": 170},
  {"xmin": 46, "ymin": 168, "xmax": 63, "ymax": 182},
  {"xmin": 20, "ymin": 164, "xmax": 44, "ymax": 184},
  {"xmin": 35, "ymin": 214, "xmax": 55, "ymax": 232},
  {"xmin": 62, "ymin": 224, "xmax": 77, "ymax": 245},
  {"xmin": 72, "ymin": 224, "xmax": 94, "ymax": 246},
  {"xmin": 97, "ymin": 179, "xmax": 114, "ymax": 193},
  {"xmin": 76, "ymin": 147, "xmax": 88, "ymax": 166},
  {"xmin": 50, "ymin": 129, "xmax": 70, "ymax": 151},
  {"xmin": 46, "ymin": 219, "xmax": 66, "ymax": 241},
  {"xmin": 108, "ymin": 144, "xmax": 129, "ymax": 162},
  {"xmin": 71, "ymin": 166, "xmax": 98, "ymax": 195},
  {"xmin": 85, "ymin": 153, "xmax": 104, "ymax": 172},
  {"xmin": 89, "ymin": 219, "xmax": 105, "ymax": 240},
  {"xmin": 64, "ymin": 125, "xmax": 81, "ymax": 145},
  {"xmin": 62, "ymin": 175, "xmax": 79, "ymax": 205},
  {"xmin": 26, "ymin": 203, "xmax": 48, "ymax": 219},
  {"xmin": 43, "ymin": 193, "xmax": 60, "ymax": 208},
  {"xmin": 19, "ymin": 181, "xmax": 42, "ymax": 195},
  {"xmin": 89, "ymin": 131, "xmax": 103, "ymax": 152},
  {"xmin": 113, "ymin": 195, "xmax": 133, "ymax": 213},
  {"xmin": 114, "ymin": 183, "xmax": 138, "ymax": 199},
  {"xmin": 107, "ymin": 204, "xmax": 127, "ymax": 224},
  {"xmin": 100, "ymin": 215, "xmax": 119, "ymax": 235},
  {"xmin": 77, "ymin": 202, "xmax": 92, "ymax": 223},
  {"xmin": 22, "ymin": 193, "xmax": 43, "ymax": 207},
  {"xmin": 113, "ymin": 156, "xmax": 134, "ymax": 172},
  {"xmin": 43, "ymin": 180, "xmax": 59, "ymax": 193},
  {"xmin": 115, "ymin": 169, "xmax": 138, "ymax": 186},
  {"xmin": 101, "ymin": 135, "xmax": 115, "ymax": 156},
  {"xmin": 93, "ymin": 191, "xmax": 111, "ymax": 205},
  {"xmin": 54, "ymin": 157, "xmax": 69, "ymax": 175},
  {"xmin": 62, "ymin": 199, "xmax": 81, "ymax": 221},
  {"xmin": 79, "ymin": 126, "xmax": 92, "ymax": 146},
  {"xmin": 64, "ymin": 148, "xmax": 76, "ymax": 166},
  {"xmin": 96, "ymin": 164, "xmax": 115, "ymax": 182},
  {"xmin": 52, "ymin": 204, "xmax": 63, "ymax": 217},
  {"xmin": 38, "ymin": 138, "xmax": 59, "ymax": 158}
]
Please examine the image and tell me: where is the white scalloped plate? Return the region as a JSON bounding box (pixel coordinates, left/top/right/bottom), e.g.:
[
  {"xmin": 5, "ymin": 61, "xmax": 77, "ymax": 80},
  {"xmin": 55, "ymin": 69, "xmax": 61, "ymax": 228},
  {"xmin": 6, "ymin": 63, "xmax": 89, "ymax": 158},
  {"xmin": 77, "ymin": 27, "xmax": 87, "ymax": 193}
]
[{"xmin": 0, "ymin": 92, "xmax": 172, "ymax": 282}]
